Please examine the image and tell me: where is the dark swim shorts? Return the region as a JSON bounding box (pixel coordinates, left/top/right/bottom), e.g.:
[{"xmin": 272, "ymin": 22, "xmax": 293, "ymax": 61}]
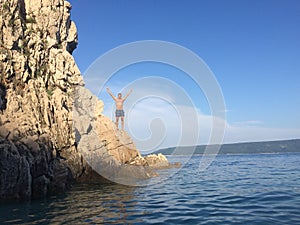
[{"xmin": 115, "ymin": 109, "xmax": 125, "ymax": 117}]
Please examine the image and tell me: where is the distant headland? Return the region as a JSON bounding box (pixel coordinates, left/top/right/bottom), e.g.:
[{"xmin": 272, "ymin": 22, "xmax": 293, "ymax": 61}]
[{"xmin": 155, "ymin": 139, "xmax": 300, "ymax": 155}]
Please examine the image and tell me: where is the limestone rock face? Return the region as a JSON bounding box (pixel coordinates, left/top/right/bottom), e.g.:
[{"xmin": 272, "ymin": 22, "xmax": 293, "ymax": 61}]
[
  {"xmin": 0, "ymin": 0, "xmax": 85, "ymax": 200},
  {"xmin": 96, "ymin": 115, "xmax": 141, "ymax": 164}
]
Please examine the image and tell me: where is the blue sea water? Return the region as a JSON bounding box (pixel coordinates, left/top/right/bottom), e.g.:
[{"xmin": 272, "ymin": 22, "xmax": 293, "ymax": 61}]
[{"xmin": 1, "ymin": 153, "xmax": 300, "ymax": 224}]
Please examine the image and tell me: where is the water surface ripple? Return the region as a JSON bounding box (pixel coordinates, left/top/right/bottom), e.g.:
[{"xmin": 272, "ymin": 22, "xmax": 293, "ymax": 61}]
[{"xmin": 1, "ymin": 153, "xmax": 300, "ymax": 224}]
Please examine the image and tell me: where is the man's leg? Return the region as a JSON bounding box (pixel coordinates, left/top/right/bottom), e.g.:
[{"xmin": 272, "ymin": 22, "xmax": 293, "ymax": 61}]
[
  {"xmin": 116, "ymin": 117, "xmax": 119, "ymax": 129},
  {"xmin": 121, "ymin": 117, "xmax": 124, "ymax": 130}
]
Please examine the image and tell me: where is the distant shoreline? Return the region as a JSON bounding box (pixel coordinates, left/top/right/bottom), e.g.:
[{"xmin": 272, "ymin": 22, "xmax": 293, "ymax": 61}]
[
  {"xmin": 155, "ymin": 139, "xmax": 300, "ymax": 155},
  {"xmin": 165, "ymin": 152, "xmax": 300, "ymax": 157}
]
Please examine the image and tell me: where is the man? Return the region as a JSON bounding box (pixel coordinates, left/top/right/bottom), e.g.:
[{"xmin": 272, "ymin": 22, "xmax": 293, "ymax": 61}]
[{"xmin": 106, "ymin": 87, "xmax": 133, "ymax": 130}]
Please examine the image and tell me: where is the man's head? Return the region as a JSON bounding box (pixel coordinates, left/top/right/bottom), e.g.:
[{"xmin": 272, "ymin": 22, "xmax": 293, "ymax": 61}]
[{"xmin": 117, "ymin": 93, "xmax": 122, "ymax": 99}]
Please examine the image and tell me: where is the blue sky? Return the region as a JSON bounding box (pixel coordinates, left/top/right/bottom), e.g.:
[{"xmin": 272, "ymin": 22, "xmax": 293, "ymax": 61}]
[{"xmin": 69, "ymin": 0, "xmax": 300, "ymax": 148}]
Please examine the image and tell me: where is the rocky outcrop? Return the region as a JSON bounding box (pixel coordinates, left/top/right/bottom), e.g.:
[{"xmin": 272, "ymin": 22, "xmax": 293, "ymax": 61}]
[
  {"xmin": 73, "ymin": 86, "xmax": 158, "ymax": 186},
  {"xmin": 73, "ymin": 86, "xmax": 179, "ymax": 185},
  {"xmin": 0, "ymin": 0, "xmax": 88, "ymax": 200},
  {"xmin": 144, "ymin": 154, "xmax": 170, "ymax": 168},
  {"xmin": 0, "ymin": 0, "xmax": 177, "ymax": 200}
]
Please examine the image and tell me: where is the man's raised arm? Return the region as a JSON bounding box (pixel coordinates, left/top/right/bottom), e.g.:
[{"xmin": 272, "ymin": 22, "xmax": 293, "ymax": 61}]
[
  {"xmin": 106, "ymin": 87, "xmax": 117, "ymax": 101},
  {"xmin": 124, "ymin": 89, "xmax": 133, "ymax": 100}
]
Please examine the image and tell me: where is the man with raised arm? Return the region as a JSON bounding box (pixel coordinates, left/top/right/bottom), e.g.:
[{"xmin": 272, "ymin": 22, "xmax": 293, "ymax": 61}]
[{"xmin": 106, "ymin": 87, "xmax": 133, "ymax": 130}]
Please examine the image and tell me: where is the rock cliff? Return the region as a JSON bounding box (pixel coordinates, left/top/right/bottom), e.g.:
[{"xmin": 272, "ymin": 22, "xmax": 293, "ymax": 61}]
[
  {"xmin": 0, "ymin": 0, "xmax": 87, "ymax": 200},
  {"xmin": 0, "ymin": 0, "xmax": 176, "ymax": 200}
]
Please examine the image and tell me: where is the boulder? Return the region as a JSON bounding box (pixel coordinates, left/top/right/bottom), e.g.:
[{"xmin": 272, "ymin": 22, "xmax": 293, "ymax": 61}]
[{"xmin": 144, "ymin": 153, "xmax": 170, "ymax": 168}]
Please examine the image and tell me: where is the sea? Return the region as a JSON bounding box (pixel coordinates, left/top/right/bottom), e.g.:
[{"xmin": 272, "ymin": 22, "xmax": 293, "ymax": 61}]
[{"xmin": 1, "ymin": 153, "xmax": 300, "ymax": 224}]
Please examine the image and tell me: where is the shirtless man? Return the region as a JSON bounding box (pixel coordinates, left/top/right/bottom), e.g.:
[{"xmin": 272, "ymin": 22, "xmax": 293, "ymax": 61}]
[{"xmin": 106, "ymin": 87, "xmax": 133, "ymax": 130}]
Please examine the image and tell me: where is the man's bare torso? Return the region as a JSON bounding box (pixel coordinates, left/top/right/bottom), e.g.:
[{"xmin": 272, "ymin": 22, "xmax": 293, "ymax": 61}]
[{"xmin": 115, "ymin": 98, "xmax": 124, "ymax": 110}]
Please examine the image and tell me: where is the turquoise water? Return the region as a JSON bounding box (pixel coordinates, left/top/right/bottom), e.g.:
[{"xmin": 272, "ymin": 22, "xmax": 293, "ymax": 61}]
[{"xmin": 1, "ymin": 153, "xmax": 300, "ymax": 224}]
